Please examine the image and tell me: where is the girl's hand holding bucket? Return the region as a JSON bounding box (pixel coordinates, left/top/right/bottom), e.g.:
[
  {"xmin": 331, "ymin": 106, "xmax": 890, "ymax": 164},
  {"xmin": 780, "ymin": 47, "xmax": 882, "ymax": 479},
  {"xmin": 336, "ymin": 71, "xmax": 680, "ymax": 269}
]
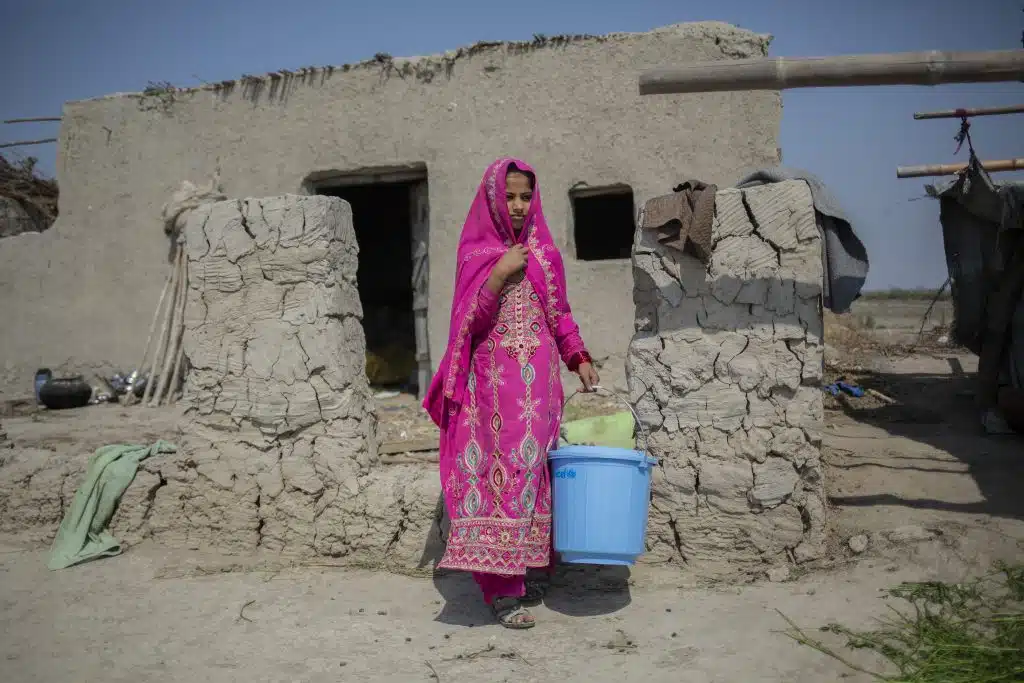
[{"xmin": 576, "ymin": 362, "xmax": 600, "ymax": 392}]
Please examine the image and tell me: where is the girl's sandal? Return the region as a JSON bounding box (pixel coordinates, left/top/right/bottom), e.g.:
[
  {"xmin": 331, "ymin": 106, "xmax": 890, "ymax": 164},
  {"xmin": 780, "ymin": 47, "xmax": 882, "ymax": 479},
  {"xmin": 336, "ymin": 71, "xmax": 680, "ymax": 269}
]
[
  {"xmin": 491, "ymin": 597, "xmax": 536, "ymax": 629},
  {"xmin": 520, "ymin": 579, "xmax": 549, "ymax": 606}
]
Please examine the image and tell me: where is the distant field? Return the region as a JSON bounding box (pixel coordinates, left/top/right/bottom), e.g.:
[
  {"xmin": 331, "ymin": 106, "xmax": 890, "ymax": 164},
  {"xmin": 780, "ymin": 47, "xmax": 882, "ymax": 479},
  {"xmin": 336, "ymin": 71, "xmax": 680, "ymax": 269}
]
[
  {"xmin": 859, "ymin": 287, "xmax": 950, "ymax": 301},
  {"xmin": 831, "ymin": 296, "xmax": 954, "ymax": 346},
  {"xmin": 846, "ymin": 288, "xmax": 954, "ymax": 345}
]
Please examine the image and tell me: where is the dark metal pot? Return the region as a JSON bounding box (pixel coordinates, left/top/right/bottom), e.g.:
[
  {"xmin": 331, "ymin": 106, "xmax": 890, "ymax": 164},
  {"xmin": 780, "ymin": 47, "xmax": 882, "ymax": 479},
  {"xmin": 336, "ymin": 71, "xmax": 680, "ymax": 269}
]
[{"xmin": 38, "ymin": 376, "xmax": 93, "ymax": 410}]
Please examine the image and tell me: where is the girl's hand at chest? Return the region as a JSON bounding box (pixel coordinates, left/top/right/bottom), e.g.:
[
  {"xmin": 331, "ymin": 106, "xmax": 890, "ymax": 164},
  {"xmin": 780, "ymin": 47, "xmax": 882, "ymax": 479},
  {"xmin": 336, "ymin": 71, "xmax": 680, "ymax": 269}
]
[{"xmin": 486, "ymin": 245, "xmax": 528, "ymax": 293}]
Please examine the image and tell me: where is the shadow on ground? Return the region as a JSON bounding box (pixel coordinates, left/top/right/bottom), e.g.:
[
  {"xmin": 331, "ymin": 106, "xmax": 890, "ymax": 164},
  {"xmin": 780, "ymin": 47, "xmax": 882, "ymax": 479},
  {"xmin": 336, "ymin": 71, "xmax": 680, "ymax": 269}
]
[
  {"xmin": 429, "ymin": 564, "xmax": 633, "ymax": 625},
  {"xmin": 828, "ymin": 362, "xmax": 1024, "ymax": 523},
  {"xmin": 418, "ymin": 494, "xmax": 633, "ymax": 624},
  {"xmin": 544, "ymin": 564, "xmax": 632, "ymax": 617}
]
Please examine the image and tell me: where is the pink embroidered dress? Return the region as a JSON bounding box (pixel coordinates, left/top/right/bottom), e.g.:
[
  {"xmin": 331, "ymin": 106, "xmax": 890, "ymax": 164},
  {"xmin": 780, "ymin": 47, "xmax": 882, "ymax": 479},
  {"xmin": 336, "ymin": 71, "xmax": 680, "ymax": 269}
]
[{"xmin": 424, "ymin": 158, "xmax": 590, "ymax": 602}]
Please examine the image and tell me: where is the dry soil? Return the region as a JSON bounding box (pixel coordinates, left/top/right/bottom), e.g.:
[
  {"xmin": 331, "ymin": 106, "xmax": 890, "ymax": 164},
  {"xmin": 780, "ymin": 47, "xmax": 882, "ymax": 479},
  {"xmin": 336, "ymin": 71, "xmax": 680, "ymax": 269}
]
[{"xmin": 1, "ymin": 298, "xmax": 1021, "ymax": 682}]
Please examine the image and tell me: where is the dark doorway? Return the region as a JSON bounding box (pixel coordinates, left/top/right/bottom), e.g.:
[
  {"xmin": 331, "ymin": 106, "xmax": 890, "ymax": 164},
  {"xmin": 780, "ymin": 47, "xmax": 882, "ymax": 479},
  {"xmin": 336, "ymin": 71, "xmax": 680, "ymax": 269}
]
[
  {"xmin": 315, "ymin": 176, "xmax": 429, "ymax": 396},
  {"xmin": 572, "ymin": 186, "xmax": 636, "ymax": 261}
]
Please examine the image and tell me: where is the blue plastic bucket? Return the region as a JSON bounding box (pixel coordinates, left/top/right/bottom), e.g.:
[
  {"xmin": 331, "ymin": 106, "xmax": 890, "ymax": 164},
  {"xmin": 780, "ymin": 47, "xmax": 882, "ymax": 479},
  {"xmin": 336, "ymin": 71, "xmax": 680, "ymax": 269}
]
[
  {"xmin": 550, "ymin": 445, "xmax": 657, "ymax": 565},
  {"xmin": 550, "ymin": 388, "xmax": 657, "ymax": 566}
]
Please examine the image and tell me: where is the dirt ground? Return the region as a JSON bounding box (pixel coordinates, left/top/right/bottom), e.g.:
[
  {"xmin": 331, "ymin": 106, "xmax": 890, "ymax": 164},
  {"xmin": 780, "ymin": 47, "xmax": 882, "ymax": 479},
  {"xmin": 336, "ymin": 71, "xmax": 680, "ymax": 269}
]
[
  {"xmin": 0, "ymin": 540, "xmax": 981, "ymax": 683},
  {"xmin": 1, "ymin": 297, "xmax": 1022, "ymax": 682}
]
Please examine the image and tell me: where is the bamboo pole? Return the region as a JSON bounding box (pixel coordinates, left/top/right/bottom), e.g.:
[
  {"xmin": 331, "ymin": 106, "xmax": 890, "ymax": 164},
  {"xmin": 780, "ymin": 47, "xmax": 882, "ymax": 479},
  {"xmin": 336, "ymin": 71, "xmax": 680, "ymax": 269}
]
[
  {"xmin": 638, "ymin": 49, "xmax": 1024, "ymax": 95},
  {"xmin": 896, "ymin": 158, "xmax": 1024, "ymax": 178},
  {"xmin": 3, "ymin": 117, "xmax": 61, "ymax": 124},
  {"xmin": 0, "ymin": 138, "xmax": 57, "ymax": 149},
  {"xmin": 123, "ymin": 265, "xmax": 175, "ymax": 405},
  {"xmin": 150, "ymin": 248, "xmax": 187, "ymax": 406},
  {"xmin": 167, "ymin": 259, "xmax": 189, "ymax": 403},
  {"xmin": 913, "ymin": 104, "xmax": 1024, "ymax": 120},
  {"xmin": 169, "ymin": 340, "xmax": 186, "ymax": 403},
  {"xmin": 142, "ymin": 249, "xmax": 182, "ymax": 405},
  {"xmin": 160, "ymin": 254, "xmax": 189, "ymax": 405}
]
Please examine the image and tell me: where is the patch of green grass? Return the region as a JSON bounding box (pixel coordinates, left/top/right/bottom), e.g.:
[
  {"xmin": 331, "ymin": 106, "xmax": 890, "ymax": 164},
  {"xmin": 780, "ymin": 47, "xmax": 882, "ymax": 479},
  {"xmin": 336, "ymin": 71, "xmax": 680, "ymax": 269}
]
[{"xmin": 780, "ymin": 563, "xmax": 1024, "ymax": 682}]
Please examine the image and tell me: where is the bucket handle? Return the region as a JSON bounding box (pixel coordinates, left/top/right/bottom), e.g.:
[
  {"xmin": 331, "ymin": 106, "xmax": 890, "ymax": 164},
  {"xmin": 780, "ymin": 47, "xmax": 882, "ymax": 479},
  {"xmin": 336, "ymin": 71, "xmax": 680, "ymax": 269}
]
[{"xmin": 562, "ymin": 386, "xmax": 651, "ymax": 452}]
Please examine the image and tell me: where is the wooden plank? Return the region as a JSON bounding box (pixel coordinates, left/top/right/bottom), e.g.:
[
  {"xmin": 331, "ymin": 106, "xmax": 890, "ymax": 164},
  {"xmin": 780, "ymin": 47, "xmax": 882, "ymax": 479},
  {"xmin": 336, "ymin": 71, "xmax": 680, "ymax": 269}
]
[
  {"xmin": 305, "ymin": 163, "xmax": 427, "ymax": 189},
  {"xmin": 3, "ymin": 117, "xmax": 62, "ymax": 124},
  {"xmin": 913, "ymin": 104, "xmax": 1024, "ymax": 120},
  {"xmin": 896, "ymin": 158, "xmax": 1024, "ymax": 178},
  {"xmin": 409, "ymin": 179, "xmax": 431, "ymax": 401},
  {"xmin": 0, "ymin": 138, "xmax": 57, "ymax": 149},
  {"xmin": 569, "ymin": 183, "xmax": 633, "ymax": 199},
  {"xmin": 379, "ymin": 453, "xmax": 440, "ymax": 465},
  {"xmin": 639, "ymin": 49, "xmax": 1024, "ymax": 95},
  {"xmin": 866, "ymin": 388, "xmax": 897, "ymax": 405},
  {"xmin": 377, "ymin": 437, "xmax": 438, "ymax": 455}
]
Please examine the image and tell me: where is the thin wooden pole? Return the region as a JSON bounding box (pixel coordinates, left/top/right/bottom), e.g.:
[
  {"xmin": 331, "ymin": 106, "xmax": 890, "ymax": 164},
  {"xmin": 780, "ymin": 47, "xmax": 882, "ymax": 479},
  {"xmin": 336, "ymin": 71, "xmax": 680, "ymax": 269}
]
[
  {"xmin": 155, "ymin": 252, "xmax": 189, "ymax": 406},
  {"xmin": 168, "ymin": 335, "xmax": 186, "ymax": 403},
  {"xmin": 166, "ymin": 247, "xmax": 189, "ymax": 403},
  {"xmin": 142, "ymin": 249, "xmax": 181, "ymax": 405},
  {"xmin": 896, "ymin": 158, "xmax": 1024, "ymax": 178},
  {"xmin": 150, "ymin": 248, "xmax": 187, "ymax": 406},
  {"xmin": 913, "ymin": 104, "xmax": 1024, "ymax": 120},
  {"xmin": 123, "ymin": 265, "xmax": 175, "ymax": 406},
  {"xmin": 639, "ymin": 49, "xmax": 1024, "ymax": 95},
  {"xmin": 3, "ymin": 117, "xmax": 61, "ymax": 124},
  {"xmin": 0, "ymin": 138, "xmax": 57, "ymax": 149}
]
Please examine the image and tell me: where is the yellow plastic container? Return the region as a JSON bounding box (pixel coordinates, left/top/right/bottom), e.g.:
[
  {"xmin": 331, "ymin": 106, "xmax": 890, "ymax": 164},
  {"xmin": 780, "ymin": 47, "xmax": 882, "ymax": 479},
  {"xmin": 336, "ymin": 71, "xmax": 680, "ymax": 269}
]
[{"xmin": 560, "ymin": 410, "xmax": 636, "ymax": 450}]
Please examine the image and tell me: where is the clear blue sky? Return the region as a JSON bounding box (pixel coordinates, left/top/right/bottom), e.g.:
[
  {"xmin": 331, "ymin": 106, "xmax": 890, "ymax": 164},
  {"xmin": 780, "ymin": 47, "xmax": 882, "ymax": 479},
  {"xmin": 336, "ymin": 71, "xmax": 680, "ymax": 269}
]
[{"xmin": 2, "ymin": 0, "xmax": 1021, "ymax": 290}]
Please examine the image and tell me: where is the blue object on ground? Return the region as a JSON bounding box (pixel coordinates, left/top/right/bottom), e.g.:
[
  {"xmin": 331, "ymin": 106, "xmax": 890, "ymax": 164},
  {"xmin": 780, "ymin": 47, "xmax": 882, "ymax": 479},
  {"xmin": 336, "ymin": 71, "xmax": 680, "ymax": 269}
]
[
  {"xmin": 549, "ymin": 445, "xmax": 657, "ymax": 566},
  {"xmin": 34, "ymin": 368, "xmax": 52, "ymax": 402},
  {"xmin": 837, "ymin": 381, "xmax": 865, "ymax": 397},
  {"xmin": 822, "ymin": 381, "xmax": 865, "ymax": 398}
]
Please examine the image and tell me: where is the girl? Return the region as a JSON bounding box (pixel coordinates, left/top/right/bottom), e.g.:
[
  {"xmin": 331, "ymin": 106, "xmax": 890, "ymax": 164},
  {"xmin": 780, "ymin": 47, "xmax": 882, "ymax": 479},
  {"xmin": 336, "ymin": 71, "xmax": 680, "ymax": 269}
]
[{"xmin": 424, "ymin": 157, "xmax": 599, "ymax": 629}]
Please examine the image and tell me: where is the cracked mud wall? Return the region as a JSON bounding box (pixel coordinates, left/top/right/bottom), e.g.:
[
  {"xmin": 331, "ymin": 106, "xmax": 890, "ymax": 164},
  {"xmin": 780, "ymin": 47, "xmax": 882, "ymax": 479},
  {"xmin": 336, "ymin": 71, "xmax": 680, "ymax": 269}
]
[
  {"xmin": 112, "ymin": 195, "xmax": 444, "ymax": 570},
  {"xmin": 0, "ymin": 196, "xmax": 445, "ymax": 571},
  {"xmin": 148, "ymin": 194, "xmax": 376, "ymax": 555},
  {"xmin": 629, "ymin": 181, "xmax": 826, "ymax": 570}
]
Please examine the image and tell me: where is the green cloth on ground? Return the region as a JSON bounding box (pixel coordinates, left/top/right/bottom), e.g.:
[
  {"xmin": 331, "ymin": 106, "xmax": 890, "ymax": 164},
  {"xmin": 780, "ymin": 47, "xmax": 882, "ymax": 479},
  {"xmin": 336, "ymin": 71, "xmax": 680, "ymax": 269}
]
[
  {"xmin": 47, "ymin": 440, "xmax": 176, "ymax": 570},
  {"xmin": 560, "ymin": 411, "xmax": 637, "ymax": 450}
]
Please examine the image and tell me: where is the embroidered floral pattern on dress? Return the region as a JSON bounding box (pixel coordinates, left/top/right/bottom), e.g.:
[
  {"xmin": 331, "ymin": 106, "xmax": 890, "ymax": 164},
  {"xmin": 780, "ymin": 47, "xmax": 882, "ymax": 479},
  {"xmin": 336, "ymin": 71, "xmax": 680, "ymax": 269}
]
[
  {"xmin": 527, "ymin": 232, "xmax": 563, "ymax": 331},
  {"xmin": 439, "ymin": 276, "xmax": 559, "ymax": 575},
  {"xmin": 443, "ymin": 292, "xmax": 482, "ymax": 399},
  {"xmin": 462, "ymin": 245, "xmax": 507, "ymax": 263},
  {"xmin": 485, "ymin": 157, "xmax": 511, "ymax": 236},
  {"xmin": 441, "ymin": 515, "xmax": 553, "ymax": 576},
  {"xmin": 496, "ymin": 278, "xmax": 543, "ymax": 365}
]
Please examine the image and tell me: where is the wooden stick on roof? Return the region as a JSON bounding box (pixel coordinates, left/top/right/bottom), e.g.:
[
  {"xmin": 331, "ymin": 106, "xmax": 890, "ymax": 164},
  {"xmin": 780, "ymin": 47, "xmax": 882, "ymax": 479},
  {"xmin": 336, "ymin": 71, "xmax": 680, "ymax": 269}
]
[
  {"xmin": 638, "ymin": 49, "xmax": 1024, "ymax": 95},
  {"xmin": 896, "ymin": 158, "xmax": 1024, "ymax": 178},
  {"xmin": 0, "ymin": 138, "xmax": 57, "ymax": 149},
  {"xmin": 913, "ymin": 104, "xmax": 1024, "ymax": 120},
  {"xmin": 3, "ymin": 117, "xmax": 62, "ymax": 124}
]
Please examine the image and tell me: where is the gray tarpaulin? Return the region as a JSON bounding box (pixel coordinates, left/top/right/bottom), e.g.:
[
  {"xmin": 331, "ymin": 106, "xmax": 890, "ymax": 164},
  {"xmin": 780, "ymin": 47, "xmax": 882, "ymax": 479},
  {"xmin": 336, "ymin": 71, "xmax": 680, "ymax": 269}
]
[
  {"xmin": 736, "ymin": 167, "xmax": 869, "ymax": 314},
  {"xmin": 926, "ymin": 159, "xmax": 1024, "ymax": 397}
]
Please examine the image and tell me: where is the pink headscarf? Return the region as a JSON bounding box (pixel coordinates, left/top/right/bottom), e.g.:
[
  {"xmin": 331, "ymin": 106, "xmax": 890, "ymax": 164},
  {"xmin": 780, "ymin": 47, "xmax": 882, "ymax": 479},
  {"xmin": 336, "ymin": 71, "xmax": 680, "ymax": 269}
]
[{"xmin": 423, "ymin": 157, "xmax": 580, "ymax": 427}]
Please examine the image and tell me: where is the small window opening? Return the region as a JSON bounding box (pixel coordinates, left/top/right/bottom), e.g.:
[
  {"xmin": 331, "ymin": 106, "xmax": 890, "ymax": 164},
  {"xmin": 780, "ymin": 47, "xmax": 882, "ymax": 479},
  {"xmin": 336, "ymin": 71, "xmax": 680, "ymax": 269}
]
[{"xmin": 571, "ymin": 185, "xmax": 636, "ymax": 261}]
